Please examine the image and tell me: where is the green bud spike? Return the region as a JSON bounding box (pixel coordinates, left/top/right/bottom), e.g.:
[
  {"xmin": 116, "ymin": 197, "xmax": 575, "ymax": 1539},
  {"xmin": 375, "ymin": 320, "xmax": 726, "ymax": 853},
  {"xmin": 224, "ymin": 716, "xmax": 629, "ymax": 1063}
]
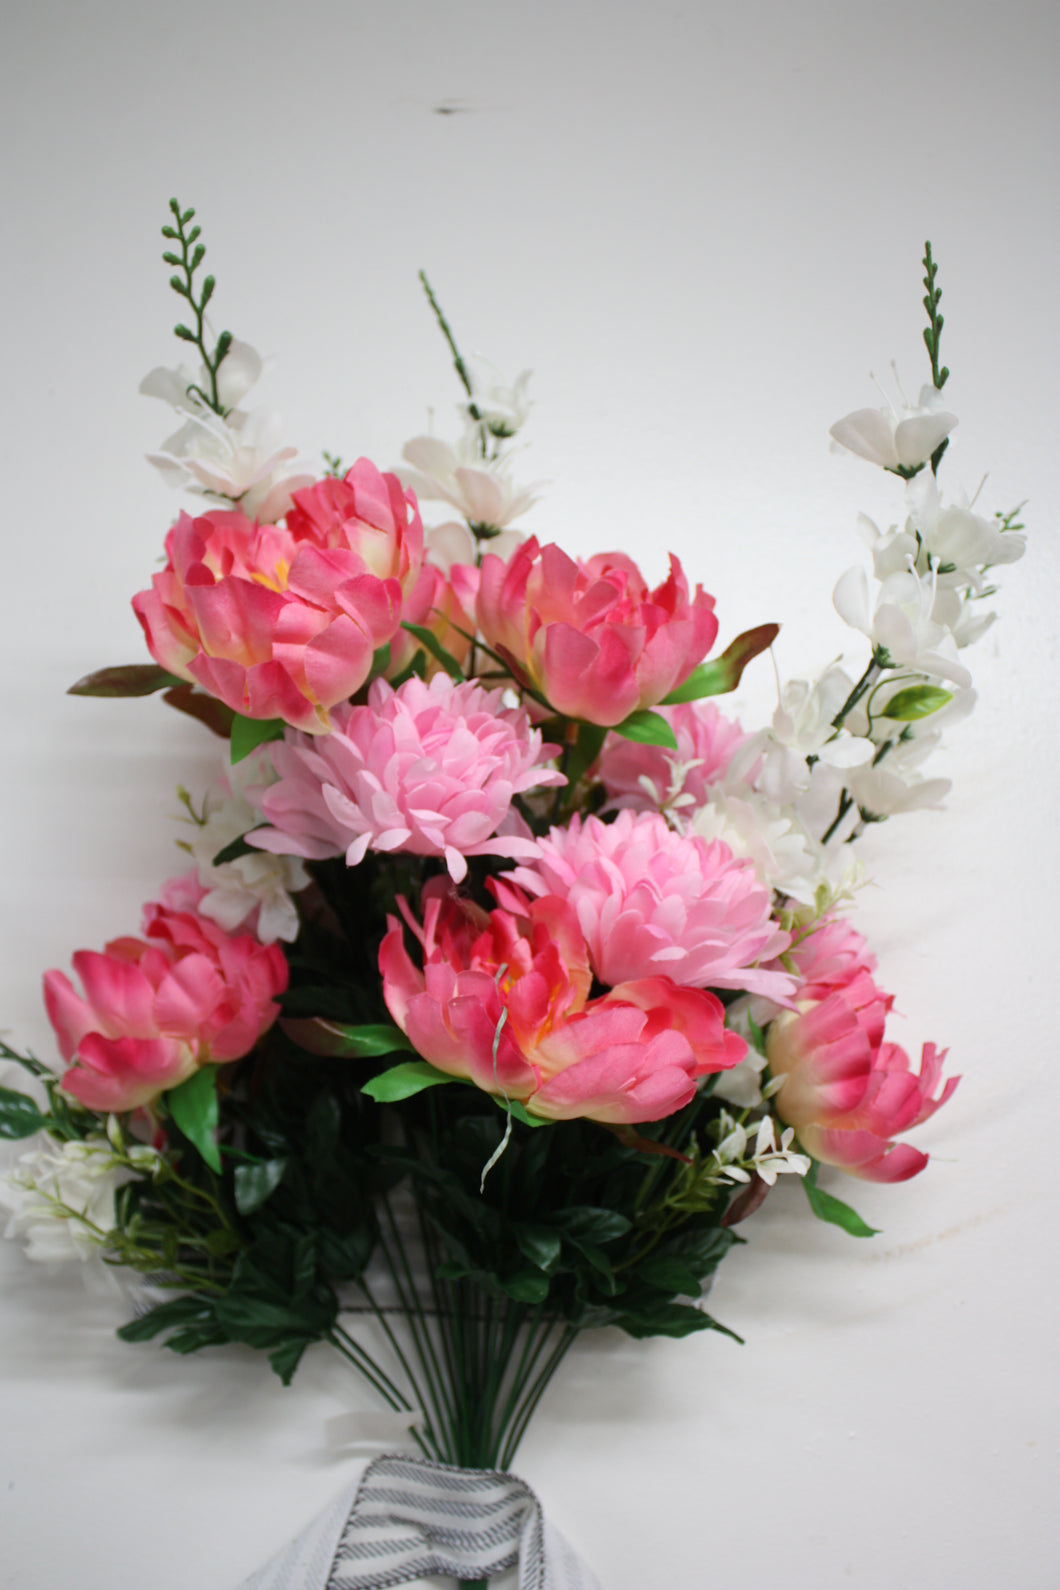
[
  {"xmin": 173, "ymin": 324, "xmax": 196, "ymax": 341},
  {"xmin": 161, "ymin": 225, "xmax": 178, "ymax": 239},
  {"xmin": 168, "ymin": 196, "xmax": 181, "ymax": 213},
  {"xmin": 191, "ymin": 243, "xmax": 205, "ymax": 270},
  {"xmin": 162, "ymin": 251, "xmax": 180, "ymax": 266},
  {"xmin": 181, "ymin": 207, "xmax": 195, "ymax": 224},
  {"xmin": 200, "ymin": 275, "xmax": 215, "ymax": 308}
]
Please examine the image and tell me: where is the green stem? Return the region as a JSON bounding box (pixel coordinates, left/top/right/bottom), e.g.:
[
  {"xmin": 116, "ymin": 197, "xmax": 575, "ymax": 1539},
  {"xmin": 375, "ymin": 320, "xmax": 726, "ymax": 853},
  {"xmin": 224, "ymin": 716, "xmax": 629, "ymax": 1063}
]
[
  {"xmin": 820, "ymin": 791, "xmax": 854, "ymax": 846},
  {"xmin": 328, "ymin": 1328, "xmax": 436, "ymax": 1463},
  {"xmin": 418, "ymin": 270, "xmax": 482, "ymax": 425},
  {"xmin": 499, "ymin": 1327, "xmax": 577, "ymax": 1470}
]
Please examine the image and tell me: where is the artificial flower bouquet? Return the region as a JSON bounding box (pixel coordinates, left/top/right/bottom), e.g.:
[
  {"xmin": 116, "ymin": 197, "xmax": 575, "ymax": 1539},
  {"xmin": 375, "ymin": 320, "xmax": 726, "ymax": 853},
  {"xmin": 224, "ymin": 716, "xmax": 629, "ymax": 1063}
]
[{"xmin": 0, "ymin": 204, "xmax": 1026, "ymax": 1588}]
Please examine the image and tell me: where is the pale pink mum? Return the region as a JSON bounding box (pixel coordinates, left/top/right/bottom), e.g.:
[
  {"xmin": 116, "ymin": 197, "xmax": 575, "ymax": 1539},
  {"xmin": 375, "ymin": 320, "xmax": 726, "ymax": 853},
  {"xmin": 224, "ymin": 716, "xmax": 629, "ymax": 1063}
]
[
  {"xmin": 472, "ymin": 537, "xmax": 718, "ymax": 726},
  {"xmin": 767, "ymin": 964, "xmax": 958, "ymax": 1182},
  {"xmin": 132, "ymin": 459, "xmax": 423, "ymax": 733},
  {"xmin": 501, "ymin": 810, "xmax": 794, "ymax": 999},
  {"xmin": 380, "ymin": 880, "xmax": 745, "ymax": 1124},
  {"xmin": 598, "ymin": 701, "xmax": 752, "ymax": 814},
  {"xmin": 43, "ymin": 892, "xmax": 288, "ymax": 1114},
  {"xmin": 250, "ymin": 673, "xmax": 565, "ymax": 883}
]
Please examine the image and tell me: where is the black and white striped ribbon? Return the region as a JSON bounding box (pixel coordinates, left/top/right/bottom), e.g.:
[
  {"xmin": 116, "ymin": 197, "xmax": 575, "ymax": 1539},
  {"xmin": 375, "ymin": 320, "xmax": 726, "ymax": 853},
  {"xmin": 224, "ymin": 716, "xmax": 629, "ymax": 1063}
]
[{"xmin": 241, "ymin": 1454, "xmax": 602, "ymax": 1590}]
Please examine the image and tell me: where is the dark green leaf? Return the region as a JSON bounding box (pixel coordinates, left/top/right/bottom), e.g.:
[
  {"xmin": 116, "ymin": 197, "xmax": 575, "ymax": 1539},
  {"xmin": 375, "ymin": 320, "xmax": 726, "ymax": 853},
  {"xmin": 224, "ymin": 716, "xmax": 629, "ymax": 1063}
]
[
  {"xmin": 234, "ymin": 1158, "xmax": 288, "ymax": 1215},
  {"xmin": 68, "ymin": 663, "xmax": 185, "ymax": 698},
  {"xmin": 634, "ymin": 1253, "xmax": 703, "ymax": 1296},
  {"xmin": 515, "ymin": 1224, "xmax": 562, "ymax": 1273},
  {"xmin": 268, "ymin": 1338, "xmax": 307, "ymax": 1385},
  {"xmin": 363, "ymin": 1061, "xmax": 455, "ymax": 1103},
  {"xmin": 166, "ymin": 1068, "xmax": 221, "ymax": 1173},
  {"xmin": 621, "ymin": 1302, "xmax": 742, "ymax": 1341},
  {"xmin": 400, "ymin": 622, "xmax": 465, "ymax": 681},
  {"xmin": 880, "ymin": 685, "xmax": 953, "ymax": 721},
  {"xmin": 370, "ymin": 642, "xmax": 391, "ymax": 678},
  {"xmin": 212, "ymin": 830, "xmax": 268, "ymax": 867},
  {"xmin": 230, "ymin": 714, "xmax": 286, "ymax": 763},
  {"xmin": 803, "ymin": 1161, "xmax": 879, "ymax": 1238},
  {"xmin": 662, "ymin": 1224, "xmax": 737, "ymax": 1280},
  {"xmin": 564, "ymin": 721, "xmax": 607, "ymax": 788},
  {"xmin": 500, "ymin": 1271, "xmax": 550, "ymax": 1305},
  {"xmin": 117, "ymin": 1295, "xmax": 216, "ymax": 1343},
  {"xmin": 661, "ymin": 623, "xmax": 780, "ymax": 704},
  {"xmin": 554, "ymin": 1207, "xmax": 632, "ymax": 1244},
  {"xmin": 280, "ymin": 1018, "xmax": 414, "ymax": 1059},
  {"xmin": 611, "ymin": 709, "xmax": 678, "ymax": 750},
  {"xmin": 0, "ymin": 1086, "xmax": 48, "ymax": 1139}
]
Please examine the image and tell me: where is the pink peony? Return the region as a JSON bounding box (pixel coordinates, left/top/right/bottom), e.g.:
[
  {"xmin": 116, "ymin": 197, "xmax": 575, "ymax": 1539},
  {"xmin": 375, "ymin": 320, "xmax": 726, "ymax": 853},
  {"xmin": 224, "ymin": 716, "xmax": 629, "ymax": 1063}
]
[
  {"xmin": 380, "ymin": 880, "xmax": 745, "ymax": 1124},
  {"xmin": 250, "ymin": 673, "xmax": 565, "ymax": 883},
  {"xmin": 767, "ymin": 956, "xmax": 958, "ymax": 1181},
  {"xmin": 598, "ymin": 700, "xmax": 753, "ymax": 814},
  {"xmin": 43, "ymin": 891, "xmax": 288, "ymax": 1114},
  {"xmin": 501, "ymin": 810, "xmax": 794, "ymax": 1000},
  {"xmin": 132, "ymin": 459, "xmax": 423, "ymax": 733},
  {"xmin": 471, "ymin": 537, "xmax": 718, "ymax": 726}
]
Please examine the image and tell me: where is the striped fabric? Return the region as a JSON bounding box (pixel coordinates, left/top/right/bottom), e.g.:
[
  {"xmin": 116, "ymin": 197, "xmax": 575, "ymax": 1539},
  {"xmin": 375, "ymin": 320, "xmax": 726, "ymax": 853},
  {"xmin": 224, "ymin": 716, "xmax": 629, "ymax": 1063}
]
[{"xmin": 242, "ymin": 1454, "xmax": 601, "ymax": 1590}]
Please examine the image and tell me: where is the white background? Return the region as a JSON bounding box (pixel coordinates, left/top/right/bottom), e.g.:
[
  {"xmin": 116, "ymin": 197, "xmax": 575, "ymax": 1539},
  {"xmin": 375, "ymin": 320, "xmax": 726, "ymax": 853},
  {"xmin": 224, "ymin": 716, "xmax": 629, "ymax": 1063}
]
[{"xmin": 1, "ymin": 3, "xmax": 1057, "ymax": 1586}]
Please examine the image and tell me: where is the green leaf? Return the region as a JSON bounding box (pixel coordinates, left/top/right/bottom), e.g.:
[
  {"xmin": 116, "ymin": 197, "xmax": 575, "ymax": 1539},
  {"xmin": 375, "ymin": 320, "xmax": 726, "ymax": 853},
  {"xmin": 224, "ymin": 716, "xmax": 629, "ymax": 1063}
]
[
  {"xmin": 166, "ymin": 1069, "xmax": 221, "ymax": 1173},
  {"xmin": 555, "ymin": 1207, "xmax": 632, "ymax": 1244},
  {"xmin": 612, "ymin": 709, "xmax": 678, "ymax": 750},
  {"xmin": 370, "ymin": 642, "xmax": 391, "ymax": 678},
  {"xmin": 803, "ymin": 1161, "xmax": 879, "ymax": 1238},
  {"xmin": 0, "ymin": 1086, "xmax": 48, "ymax": 1139},
  {"xmin": 880, "ymin": 685, "xmax": 953, "ymax": 721},
  {"xmin": 506, "ymin": 1100, "xmax": 552, "ymax": 1129},
  {"xmin": 515, "ymin": 1224, "xmax": 563, "ymax": 1273},
  {"xmin": 280, "ymin": 1018, "xmax": 414, "ymax": 1059},
  {"xmin": 362, "ymin": 1060, "xmax": 455, "ymax": 1103},
  {"xmin": 117, "ymin": 1295, "xmax": 217, "ymax": 1344},
  {"xmin": 212, "ymin": 829, "xmax": 268, "ymax": 867},
  {"xmin": 400, "ymin": 622, "xmax": 465, "ymax": 682},
  {"xmin": 634, "ymin": 1253, "xmax": 703, "ymax": 1295},
  {"xmin": 68, "ymin": 663, "xmax": 185, "ymax": 698},
  {"xmin": 621, "ymin": 1303, "xmax": 743, "ymax": 1342},
  {"xmin": 661, "ymin": 623, "xmax": 780, "ymax": 704},
  {"xmin": 500, "ymin": 1270, "xmax": 550, "ymax": 1305},
  {"xmin": 230, "ymin": 714, "xmax": 286, "ymax": 763},
  {"xmin": 233, "ymin": 1158, "xmax": 288, "ymax": 1215},
  {"xmin": 268, "ymin": 1338, "xmax": 307, "ymax": 1385}
]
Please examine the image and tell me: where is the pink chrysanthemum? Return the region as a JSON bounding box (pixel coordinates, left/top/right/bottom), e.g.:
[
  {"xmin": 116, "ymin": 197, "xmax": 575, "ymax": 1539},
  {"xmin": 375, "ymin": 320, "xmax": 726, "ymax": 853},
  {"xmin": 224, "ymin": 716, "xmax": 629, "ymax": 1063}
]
[
  {"xmin": 499, "ymin": 809, "xmax": 794, "ymax": 999},
  {"xmin": 598, "ymin": 701, "xmax": 753, "ymax": 815},
  {"xmin": 250, "ymin": 673, "xmax": 565, "ymax": 883}
]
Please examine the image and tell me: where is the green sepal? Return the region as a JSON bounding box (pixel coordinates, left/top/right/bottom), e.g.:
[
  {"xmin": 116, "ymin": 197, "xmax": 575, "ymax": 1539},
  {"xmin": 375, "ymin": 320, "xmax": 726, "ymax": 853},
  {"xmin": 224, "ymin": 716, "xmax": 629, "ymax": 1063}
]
[
  {"xmin": 0, "ymin": 1086, "xmax": 48, "ymax": 1139},
  {"xmin": 362, "ymin": 1060, "xmax": 455, "ymax": 1103},
  {"xmin": 661, "ymin": 623, "xmax": 780, "ymax": 704},
  {"xmin": 68, "ymin": 663, "xmax": 186, "ymax": 698},
  {"xmin": 400, "ymin": 622, "xmax": 466, "ymax": 682},
  {"xmin": 564, "ymin": 722, "xmax": 607, "ymax": 788},
  {"xmin": 612, "ymin": 709, "xmax": 678, "ymax": 750},
  {"xmin": 803, "ymin": 1161, "xmax": 879, "ymax": 1238},
  {"xmin": 880, "ymin": 685, "xmax": 953, "ymax": 721},
  {"xmin": 280, "ymin": 1018, "xmax": 414, "ymax": 1059},
  {"xmin": 230, "ymin": 714, "xmax": 286, "ymax": 764},
  {"xmin": 212, "ymin": 829, "xmax": 268, "ymax": 867},
  {"xmin": 233, "ymin": 1158, "xmax": 288, "ymax": 1215},
  {"xmin": 166, "ymin": 1068, "xmax": 221, "ymax": 1172}
]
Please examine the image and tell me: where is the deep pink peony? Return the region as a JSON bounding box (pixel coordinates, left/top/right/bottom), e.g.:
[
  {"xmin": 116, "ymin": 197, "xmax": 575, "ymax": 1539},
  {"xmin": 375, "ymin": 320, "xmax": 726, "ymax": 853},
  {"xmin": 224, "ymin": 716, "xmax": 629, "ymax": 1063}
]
[
  {"xmin": 767, "ymin": 947, "xmax": 958, "ymax": 1181},
  {"xmin": 598, "ymin": 701, "xmax": 753, "ymax": 814},
  {"xmin": 132, "ymin": 459, "xmax": 423, "ymax": 732},
  {"xmin": 43, "ymin": 891, "xmax": 288, "ymax": 1114},
  {"xmin": 250, "ymin": 674, "xmax": 565, "ymax": 882},
  {"xmin": 471, "ymin": 537, "xmax": 719, "ymax": 726},
  {"xmin": 380, "ymin": 880, "xmax": 746, "ymax": 1124},
  {"xmin": 501, "ymin": 810, "xmax": 794, "ymax": 1000}
]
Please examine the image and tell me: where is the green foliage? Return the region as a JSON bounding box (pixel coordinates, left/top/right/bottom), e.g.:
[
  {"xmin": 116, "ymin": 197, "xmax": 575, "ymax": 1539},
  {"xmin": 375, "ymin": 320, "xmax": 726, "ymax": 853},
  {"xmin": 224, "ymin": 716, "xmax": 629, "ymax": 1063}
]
[
  {"xmin": 400, "ymin": 623, "xmax": 466, "ymax": 682},
  {"xmin": 802, "ymin": 1161, "xmax": 879, "ymax": 1238},
  {"xmin": 281, "ymin": 1018, "xmax": 413, "ymax": 1059},
  {"xmin": 612, "ymin": 709, "xmax": 678, "ymax": 750},
  {"xmin": 363, "ymin": 1061, "xmax": 455, "ymax": 1102},
  {"xmin": 230, "ymin": 714, "xmax": 286, "ymax": 763},
  {"xmin": 161, "ymin": 198, "xmax": 235, "ymax": 415},
  {"xmin": 881, "ymin": 684, "xmax": 952, "ymax": 721},
  {"xmin": 661, "ymin": 624, "xmax": 779, "ymax": 704},
  {"xmin": 0, "ymin": 1086, "xmax": 48, "ymax": 1139},
  {"xmin": 166, "ymin": 1069, "xmax": 221, "ymax": 1173}
]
